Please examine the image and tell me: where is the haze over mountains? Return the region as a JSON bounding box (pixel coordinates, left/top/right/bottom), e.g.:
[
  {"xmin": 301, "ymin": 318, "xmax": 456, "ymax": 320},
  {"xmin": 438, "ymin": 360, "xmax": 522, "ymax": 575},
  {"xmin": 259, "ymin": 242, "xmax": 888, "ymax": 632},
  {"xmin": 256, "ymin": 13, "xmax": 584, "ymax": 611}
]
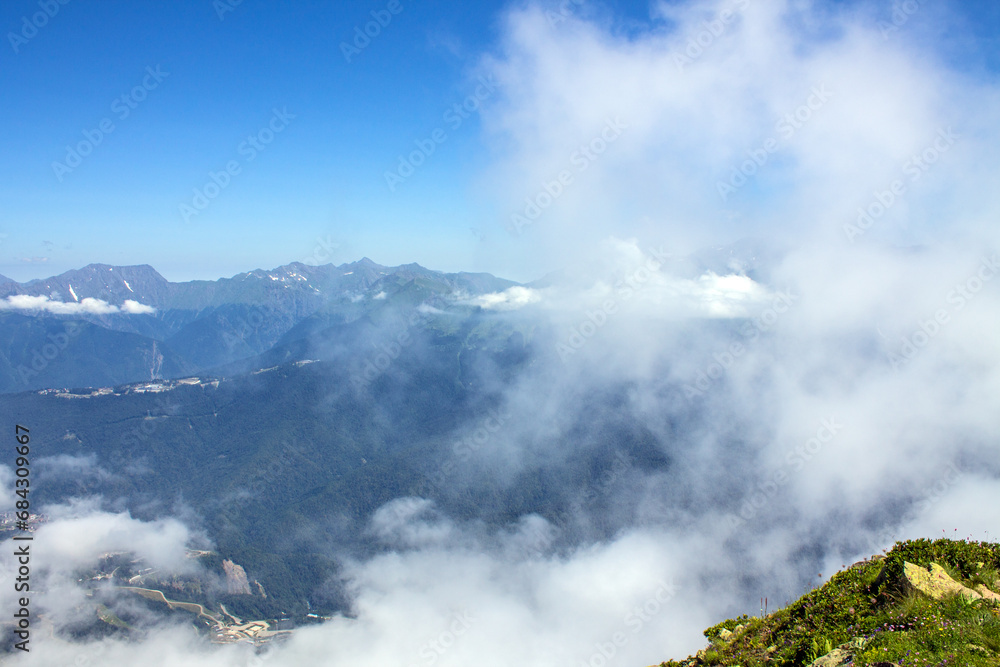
[
  {"xmin": 3, "ymin": 235, "xmax": 999, "ymax": 667},
  {"xmin": 0, "ymin": 243, "xmax": 794, "ymax": 628},
  {"xmin": 0, "ymin": 246, "xmax": 770, "ymax": 394},
  {"xmin": 0, "ymin": 259, "xmax": 520, "ymax": 392},
  {"xmin": 3, "ymin": 0, "xmax": 1000, "ymax": 665}
]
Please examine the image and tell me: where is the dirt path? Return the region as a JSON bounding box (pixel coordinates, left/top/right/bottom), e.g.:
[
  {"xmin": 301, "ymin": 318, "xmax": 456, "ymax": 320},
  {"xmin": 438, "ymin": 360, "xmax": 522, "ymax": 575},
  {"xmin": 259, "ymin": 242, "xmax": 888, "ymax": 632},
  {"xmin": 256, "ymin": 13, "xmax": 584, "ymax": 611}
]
[{"xmin": 118, "ymin": 586, "xmax": 223, "ymax": 624}]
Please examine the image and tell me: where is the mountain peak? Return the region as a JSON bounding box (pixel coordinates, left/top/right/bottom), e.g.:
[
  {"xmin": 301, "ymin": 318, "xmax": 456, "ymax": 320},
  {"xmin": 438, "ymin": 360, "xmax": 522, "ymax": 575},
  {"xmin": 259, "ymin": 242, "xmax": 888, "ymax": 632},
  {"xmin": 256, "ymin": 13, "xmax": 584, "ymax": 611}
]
[
  {"xmin": 69, "ymin": 263, "xmax": 169, "ymax": 282},
  {"xmin": 397, "ymin": 262, "xmax": 433, "ymax": 272},
  {"xmin": 3, "ymin": 263, "xmax": 170, "ymax": 306}
]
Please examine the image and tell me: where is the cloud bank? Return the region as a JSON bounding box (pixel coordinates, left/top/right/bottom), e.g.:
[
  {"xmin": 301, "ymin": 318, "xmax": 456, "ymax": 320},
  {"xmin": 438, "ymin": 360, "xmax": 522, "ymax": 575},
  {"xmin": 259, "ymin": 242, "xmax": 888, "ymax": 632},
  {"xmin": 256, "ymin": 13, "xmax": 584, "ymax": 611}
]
[
  {"xmin": 0, "ymin": 295, "xmax": 156, "ymax": 315},
  {"xmin": 9, "ymin": 1, "xmax": 1000, "ymax": 665}
]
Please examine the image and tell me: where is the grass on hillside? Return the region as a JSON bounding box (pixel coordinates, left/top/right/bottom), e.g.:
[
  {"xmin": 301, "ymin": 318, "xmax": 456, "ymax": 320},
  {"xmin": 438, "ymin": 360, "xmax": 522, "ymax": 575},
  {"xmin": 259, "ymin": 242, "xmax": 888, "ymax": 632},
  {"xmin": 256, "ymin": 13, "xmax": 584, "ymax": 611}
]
[{"xmin": 657, "ymin": 537, "xmax": 1000, "ymax": 667}]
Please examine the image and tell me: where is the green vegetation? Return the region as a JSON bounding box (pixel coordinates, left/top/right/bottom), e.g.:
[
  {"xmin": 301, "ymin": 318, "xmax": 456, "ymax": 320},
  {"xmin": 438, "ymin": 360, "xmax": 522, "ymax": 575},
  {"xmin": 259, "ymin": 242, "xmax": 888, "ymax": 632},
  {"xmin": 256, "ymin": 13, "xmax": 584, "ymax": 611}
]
[
  {"xmin": 658, "ymin": 538, "xmax": 1000, "ymax": 666},
  {"xmin": 1, "ymin": 309, "xmax": 665, "ymax": 621},
  {"xmin": 95, "ymin": 604, "xmax": 131, "ymax": 630}
]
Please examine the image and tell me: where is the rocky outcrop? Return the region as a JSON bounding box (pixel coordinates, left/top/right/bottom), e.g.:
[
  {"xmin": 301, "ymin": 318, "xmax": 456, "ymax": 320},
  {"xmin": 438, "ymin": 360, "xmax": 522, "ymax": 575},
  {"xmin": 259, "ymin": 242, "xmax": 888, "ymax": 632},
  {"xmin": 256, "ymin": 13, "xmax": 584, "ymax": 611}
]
[
  {"xmin": 975, "ymin": 583, "xmax": 1000, "ymax": 603},
  {"xmin": 222, "ymin": 559, "xmax": 251, "ymax": 595},
  {"xmin": 807, "ymin": 637, "xmax": 869, "ymax": 667},
  {"xmin": 902, "ymin": 562, "xmax": 1000, "ymax": 603},
  {"xmin": 655, "ymin": 541, "xmax": 1000, "ymax": 667},
  {"xmin": 807, "ymin": 645, "xmax": 854, "ymax": 666},
  {"xmin": 716, "ymin": 624, "xmax": 744, "ymax": 642}
]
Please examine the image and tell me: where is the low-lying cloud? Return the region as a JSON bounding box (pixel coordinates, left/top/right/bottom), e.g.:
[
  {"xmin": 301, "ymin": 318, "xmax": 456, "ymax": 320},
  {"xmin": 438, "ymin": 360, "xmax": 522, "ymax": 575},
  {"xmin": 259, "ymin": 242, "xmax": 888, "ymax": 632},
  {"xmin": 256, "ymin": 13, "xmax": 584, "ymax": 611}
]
[
  {"xmin": 7, "ymin": 0, "xmax": 1000, "ymax": 665},
  {"xmin": 468, "ymin": 285, "xmax": 543, "ymax": 310},
  {"xmin": 0, "ymin": 295, "xmax": 156, "ymax": 315}
]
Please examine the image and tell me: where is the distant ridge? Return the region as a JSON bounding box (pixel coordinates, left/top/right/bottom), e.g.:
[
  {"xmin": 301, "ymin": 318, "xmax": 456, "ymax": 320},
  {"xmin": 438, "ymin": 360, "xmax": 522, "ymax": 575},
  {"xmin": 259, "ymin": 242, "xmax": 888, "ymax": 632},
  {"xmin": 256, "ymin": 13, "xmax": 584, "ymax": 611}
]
[
  {"xmin": 0, "ymin": 259, "xmax": 521, "ymax": 393},
  {"xmin": 14, "ymin": 263, "xmax": 171, "ymax": 307},
  {"xmin": 0, "ymin": 259, "xmax": 518, "ymax": 310}
]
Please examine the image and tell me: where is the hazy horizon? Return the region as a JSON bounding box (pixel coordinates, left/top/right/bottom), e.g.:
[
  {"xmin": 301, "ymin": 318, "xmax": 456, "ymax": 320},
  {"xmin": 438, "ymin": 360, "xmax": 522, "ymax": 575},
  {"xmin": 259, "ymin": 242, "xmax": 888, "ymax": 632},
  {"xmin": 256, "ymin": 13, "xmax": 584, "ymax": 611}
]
[{"xmin": 2, "ymin": 0, "xmax": 1000, "ymax": 665}]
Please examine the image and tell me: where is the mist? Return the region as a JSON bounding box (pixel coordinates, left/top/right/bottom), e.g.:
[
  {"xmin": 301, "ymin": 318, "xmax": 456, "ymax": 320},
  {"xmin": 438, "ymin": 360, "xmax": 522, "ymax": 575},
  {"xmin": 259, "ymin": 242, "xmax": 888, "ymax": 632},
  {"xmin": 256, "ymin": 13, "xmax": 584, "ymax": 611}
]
[{"xmin": 8, "ymin": 0, "xmax": 1000, "ymax": 665}]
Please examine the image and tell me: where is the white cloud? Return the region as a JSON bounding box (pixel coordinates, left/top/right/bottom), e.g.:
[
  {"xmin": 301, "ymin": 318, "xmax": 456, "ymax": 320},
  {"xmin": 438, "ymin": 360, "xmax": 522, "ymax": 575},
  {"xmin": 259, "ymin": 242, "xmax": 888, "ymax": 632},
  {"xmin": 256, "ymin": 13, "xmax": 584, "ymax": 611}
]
[
  {"xmin": 0, "ymin": 465, "xmax": 14, "ymax": 512},
  {"xmin": 0, "ymin": 500, "xmax": 210, "ymax": 650},
  {"xmin": 417, "ymin": 303, "xmax": 446, "ymax": 315},
  {"xmin": 33, "ymin": 501, "xmax": 200, "ymax": 573},
  {"xmin": 35, "ymin": 453, "xmax": 114, "ymax": 484},
  {"xmin": 496, "ymin": 238, "xmax": 775, "ymax": 324},
  {"xmin": 8, "ymin": 503, "xmax": 710, "ymax": 666},
  {"xmin": 470, "ymin": 285, "xmax": 542, "ymax": 310},
  {"xmin": 691, "ymin": 272, "xmax": 771, "ymax": 317},
  {"xmin": 474, "ymin": 0, "xmax": 998, "ymax": 270},
  {"xmin": 10, "ymin": 1, "xmax": 1000, "ymax": 665},
  {"xmin": 0, "ymin": 295, "xmax": 156, "ymax": 315},
  {"xmin": 121, "ymin": 299, "xmax": 157, "ymax": 314},
  {"xmin": 370, "ymin": 498, "xmax": 456, "ymax": 549}
]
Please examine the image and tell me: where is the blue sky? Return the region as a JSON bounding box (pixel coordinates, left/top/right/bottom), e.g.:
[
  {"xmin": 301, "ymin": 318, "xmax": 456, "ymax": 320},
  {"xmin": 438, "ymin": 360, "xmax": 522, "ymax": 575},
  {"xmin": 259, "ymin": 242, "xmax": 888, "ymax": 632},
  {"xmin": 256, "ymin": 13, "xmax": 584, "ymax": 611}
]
[{"xmin": 1, "ymin": 0, "xmax": 998, "ymax": 283}]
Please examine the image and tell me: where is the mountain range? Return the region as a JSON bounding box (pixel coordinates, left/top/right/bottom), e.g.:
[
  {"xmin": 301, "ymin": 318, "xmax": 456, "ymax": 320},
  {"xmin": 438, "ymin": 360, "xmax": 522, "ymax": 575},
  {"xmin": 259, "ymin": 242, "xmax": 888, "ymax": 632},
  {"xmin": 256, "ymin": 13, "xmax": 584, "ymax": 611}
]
[
  {"xmin": 0, "ymin": 249, "xmax": 778, "ymax": 627},
  {"xmin": 0, "ymin": 259, "xmax": 518, "ymax": 393},
  {"xmin": 0, "ymin": 258, "xmax": 554, "ymax": 618},
  {"xmin": 0, "ymin": 255, "xmax": 690, "ymax": 620}
]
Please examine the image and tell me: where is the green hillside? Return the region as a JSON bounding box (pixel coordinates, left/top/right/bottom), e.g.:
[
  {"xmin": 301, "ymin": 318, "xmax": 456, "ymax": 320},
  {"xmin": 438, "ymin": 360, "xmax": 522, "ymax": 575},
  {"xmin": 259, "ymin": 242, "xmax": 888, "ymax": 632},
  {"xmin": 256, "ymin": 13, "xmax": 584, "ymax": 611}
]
[{"xmin": 659, "ymin": 538, "xmax": 1000, "ymax": 666}]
